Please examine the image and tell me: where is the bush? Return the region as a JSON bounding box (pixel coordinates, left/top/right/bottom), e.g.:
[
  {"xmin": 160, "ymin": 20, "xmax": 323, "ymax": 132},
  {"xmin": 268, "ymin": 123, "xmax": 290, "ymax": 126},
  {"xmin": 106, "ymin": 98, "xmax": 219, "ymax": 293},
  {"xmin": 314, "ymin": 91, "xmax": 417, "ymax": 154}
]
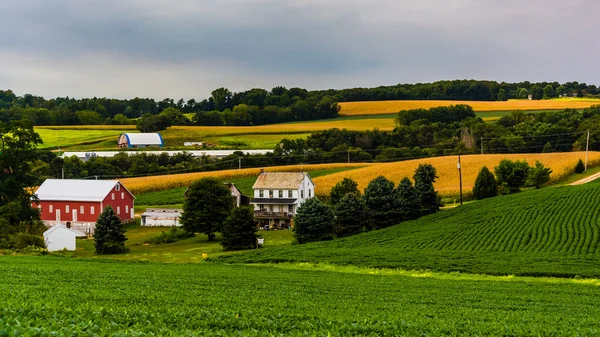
[
  {"xmin": 11, "ymin": 233, "xmax": 45, "ymax": 250},
  {"xmin": 575, "ymin": 159, "xmax": 585, "ymax": 174},
  {"xmin": 473, "ymin": 166, "xmax": 498, "ymax": 200},
  {"xmin": 145, "ymin": 227, "xmax": 194, "ymax": 245}
]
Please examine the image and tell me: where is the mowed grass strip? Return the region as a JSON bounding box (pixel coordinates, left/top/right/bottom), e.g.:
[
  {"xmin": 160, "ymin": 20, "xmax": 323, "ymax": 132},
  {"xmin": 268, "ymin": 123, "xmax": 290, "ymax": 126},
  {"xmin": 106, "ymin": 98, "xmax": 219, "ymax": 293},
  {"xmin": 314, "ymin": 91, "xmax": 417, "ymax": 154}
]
[
  {"xmin": 1, "ymin": 256, "xmax": 600, "ymax": 335},
  {"xmin": 339, "ymin": 98, "xmax": 600, "ymax": 115}
]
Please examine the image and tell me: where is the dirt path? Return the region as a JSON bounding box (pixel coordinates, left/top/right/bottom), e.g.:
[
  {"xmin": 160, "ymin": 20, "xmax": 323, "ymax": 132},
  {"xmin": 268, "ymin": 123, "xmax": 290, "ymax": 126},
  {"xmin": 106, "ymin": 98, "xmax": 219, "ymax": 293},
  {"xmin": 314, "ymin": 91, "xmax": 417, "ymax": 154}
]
[{"xmin": 570, "ymin": 171, "xmax": 600, "ymax": 185}]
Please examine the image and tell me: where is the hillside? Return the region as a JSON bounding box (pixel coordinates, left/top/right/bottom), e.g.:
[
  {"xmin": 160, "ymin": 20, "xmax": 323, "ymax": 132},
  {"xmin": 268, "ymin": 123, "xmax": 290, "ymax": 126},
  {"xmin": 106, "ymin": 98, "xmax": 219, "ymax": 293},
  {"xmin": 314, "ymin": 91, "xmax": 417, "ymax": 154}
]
[
  {"xmin": 219, "ymin": 182, "xmax": 600, "ymax": 277},
  {"xmin": 339, "ymin": 98, "xmax": 600, "ymax": 116}
]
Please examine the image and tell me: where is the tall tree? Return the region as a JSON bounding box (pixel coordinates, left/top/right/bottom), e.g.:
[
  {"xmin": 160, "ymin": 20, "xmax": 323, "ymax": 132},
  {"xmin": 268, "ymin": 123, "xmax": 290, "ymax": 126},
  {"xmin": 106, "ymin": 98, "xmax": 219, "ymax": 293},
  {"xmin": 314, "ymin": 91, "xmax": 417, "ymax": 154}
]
[
  {"xmin": 494, "ymin": 159, "xmax": 530, "ymax": 193},
  {"xmin": 363, "ymin": 176, "xmax": 402, "ymax": 229},
  {"xmin": 473, "ymin": 166, "xmax": 498, "ymax": 200},
  {"xmin": 211, "ymin": 87, "xmax": 232, "ymax": 111},
  {"xmin": 94, "ymin": 206, "xmax": 129, "ymax": 254},
  {"xmin": 413, "ymin": 164, "xmax": 442, "ymax": 215},
  {"xmin": 181, "ymin": 177, "xmax": 233, "ymax": 241},
  {"xmin": 333, "ymin": 193, "xmax": 368, "ymax": 237},
  {"xmin": 0, "ymin": 120, "xmax": 45, "ymax": 245},
  {"xmin": 527, "ymin": 161, "xmax": 552, "ymax": 189},
  {"xmin": 329, "ymin": 178, "xmax": 359, "ymax": 205},
  {"xmin": 293, "ymin": 198, "xmax": 334, "ymax": 244},
  {"xmin": 220, "ymin": 206, "xmax": 258, "ymax": 251},
  {"xmin": 395, "ymin": 177, "xmax": 421, "ymax": 220}
]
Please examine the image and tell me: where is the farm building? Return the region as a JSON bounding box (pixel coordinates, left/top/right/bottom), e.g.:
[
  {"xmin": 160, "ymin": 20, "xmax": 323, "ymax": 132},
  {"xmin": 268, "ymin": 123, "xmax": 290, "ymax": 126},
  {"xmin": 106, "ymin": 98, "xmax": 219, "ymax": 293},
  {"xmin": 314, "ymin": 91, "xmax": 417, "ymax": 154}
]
[
  {"xmin": 226, "ymin": 183, "xmax": 250, "ymax": 207},
  {"xmin": 43, "ymin": 224, "xmax": 87, "ymax": 251},
  {"xmin": 118, "ymin": 133, "xmax": 164, "ymax": 149},
  {"xmin": 34, "ymin": 179, "xmax": 135, "ymax": 235},
  {"xmin": 141, "ymin": 208, "xmax": 183, "ymax": 226},
  {"xmin": 250, "ymin": 172, "xmax": 315, "ymax": 229}
]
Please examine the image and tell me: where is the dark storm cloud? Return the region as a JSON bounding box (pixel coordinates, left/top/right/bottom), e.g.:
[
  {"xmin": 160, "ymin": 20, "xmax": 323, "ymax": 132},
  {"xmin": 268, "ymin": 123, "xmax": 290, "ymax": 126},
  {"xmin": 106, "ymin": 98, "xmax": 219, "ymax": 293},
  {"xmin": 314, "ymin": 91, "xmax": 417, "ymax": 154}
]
[{"xmin": 0, "ymin": 0, "xmax": 598, "ymax": 98}]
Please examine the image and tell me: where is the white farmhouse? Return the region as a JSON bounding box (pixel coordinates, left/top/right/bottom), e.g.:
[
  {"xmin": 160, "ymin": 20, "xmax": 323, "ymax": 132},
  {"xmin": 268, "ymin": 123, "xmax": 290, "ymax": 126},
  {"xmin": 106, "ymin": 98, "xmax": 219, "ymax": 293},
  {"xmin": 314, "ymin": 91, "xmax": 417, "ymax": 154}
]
[
  {"xmin": 250, "ymin": 172, "xmax": 315, "ymax": 229},
  {"xmin": 141, "ymin": 208, "xmax": 183, "ymax": 227},
  {"xmin": 43, "ymin": 224, "xmax": 87, "ymax": 252}
]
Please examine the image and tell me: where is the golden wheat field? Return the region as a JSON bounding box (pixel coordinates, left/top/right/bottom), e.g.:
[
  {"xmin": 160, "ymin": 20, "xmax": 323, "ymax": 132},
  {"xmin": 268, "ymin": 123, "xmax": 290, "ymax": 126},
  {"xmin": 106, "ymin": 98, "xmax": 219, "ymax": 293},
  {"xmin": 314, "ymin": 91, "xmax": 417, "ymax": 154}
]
[
  {"xmin": 339, "ymin": 98, "xmax": 600, "ymax": 116},
  {"xmin": 122, "ymin": 163, "xmax": 368, "ymax": 194},
  {"xmin": 313, "ymin": 152, "xmax": 600, "ymax": 199}
]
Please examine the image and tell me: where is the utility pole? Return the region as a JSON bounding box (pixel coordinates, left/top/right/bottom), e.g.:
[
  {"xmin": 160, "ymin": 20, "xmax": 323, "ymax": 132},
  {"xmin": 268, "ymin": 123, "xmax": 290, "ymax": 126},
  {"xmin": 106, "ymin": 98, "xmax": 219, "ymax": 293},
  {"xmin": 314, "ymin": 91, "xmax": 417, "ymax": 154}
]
[
  {"xmin": 61, "ymin": 168, "xmax": 64, "ymax": 180},
  {"xmin": 457, "ymin": 149, "xmax": 463, "ymax": 206},
  {"xmin": 480, "ymin": 137, "xmax": 484, "ymax": 155},
  {"xmin": 238, "ymin": 157, "xmax": 241, "ymax": 170},
  {"xmin": 585, "ymin": 129, "xmax": 590, "ymax": 171}
]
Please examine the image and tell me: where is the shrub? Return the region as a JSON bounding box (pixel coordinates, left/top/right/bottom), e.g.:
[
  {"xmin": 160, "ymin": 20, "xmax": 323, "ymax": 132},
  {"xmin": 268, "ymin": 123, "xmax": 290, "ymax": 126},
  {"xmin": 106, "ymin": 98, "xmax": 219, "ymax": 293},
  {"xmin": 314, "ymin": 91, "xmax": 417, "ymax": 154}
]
[
  {"xmin": 473, "ymin": 166, "xmax": 498, "ymax": 200},
  {"xmin": 575, "ymin": 159, "xmax": 585, "ymax": 174},
  {"xmin": 146, "ymin": 227, "xmax": 194, "ymax": 245}
]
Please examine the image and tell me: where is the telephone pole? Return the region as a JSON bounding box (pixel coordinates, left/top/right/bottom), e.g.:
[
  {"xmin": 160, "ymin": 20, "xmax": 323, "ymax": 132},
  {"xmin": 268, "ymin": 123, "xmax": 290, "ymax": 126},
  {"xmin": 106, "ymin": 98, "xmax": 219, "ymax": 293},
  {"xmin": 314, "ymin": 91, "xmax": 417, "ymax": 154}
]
[
  {"xmin": 585, "ymin": 129, "xmax": 590, "ymax": 171},
  {"xmin": 239, "ymin": 157, "xmax": 242, "ymax": 170},
  {"xmin": 457, "ymin": 149, "xmax": 463, "ymax": 205}
]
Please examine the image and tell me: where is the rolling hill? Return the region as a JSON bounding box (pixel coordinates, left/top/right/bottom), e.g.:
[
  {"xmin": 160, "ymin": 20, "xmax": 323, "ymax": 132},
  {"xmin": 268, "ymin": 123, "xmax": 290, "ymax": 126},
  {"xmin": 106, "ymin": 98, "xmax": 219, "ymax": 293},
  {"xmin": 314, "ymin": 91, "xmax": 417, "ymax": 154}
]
[{"xmin": 219, "ymin": 182, "xmax": 600, "ymax": 277}]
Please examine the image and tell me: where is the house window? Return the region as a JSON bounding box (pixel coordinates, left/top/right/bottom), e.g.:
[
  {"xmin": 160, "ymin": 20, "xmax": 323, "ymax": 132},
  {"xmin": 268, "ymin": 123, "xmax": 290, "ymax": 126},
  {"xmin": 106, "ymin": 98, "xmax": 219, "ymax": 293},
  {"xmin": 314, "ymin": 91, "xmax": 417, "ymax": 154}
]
[
  {"xmin": 65, "ymin": 205, "xmax": 70, "ymax": 213},
  {"xmin": 90, "ymin": 206, "xmax": 95, "ymax": 215},
  {"xmin": 288, "ymin": 190, "xmax": 293, "ymax": 198},
  {"xmin": 301, "ymin": 190, "xmax": 304, "ymax": 198},
  {"xmin": 49, "ymin": 205, "xmax": 53, "ymax": 213},
  {"xmin": 117, "ymin": 206, "xmax": 121, "ymax": 214},
  {"xmin": 278, "ymin": 190, "xmax": 283, "ymax": 198},
  {"xmin": 259, "ymin": 190, "xmax": 264, "ymax": 198},
  {"xmin": 269, "ymin": 190, "xmax": 273, "ymax": 198},
  {"xmin": 125, "ymin": 205, "xmax": 129, "ymax": 214},
  {"xmin": 288, "ymin": 205, "xmax": 293, "ymax": 212},
  {"xmin": 115, "ymin": 184, "xmax": 120, "ymax": 191},
  {"xmin": 111, "ymin": 193, "xmax": 115, "ymax": 200},
  {"xmin": 121, "ymin": 192, "xmax": 125, "ymax": 199},
  {"xmin": 80, "ymin": 206, "xmax": 84, "ymax": 214},
  {"xmin": 269, "ymin": 205, "xmax": 273, "ymax": 212},
  {"xmin": 259, "ymin": 204, "xmax": 265, "ymax": 210}
]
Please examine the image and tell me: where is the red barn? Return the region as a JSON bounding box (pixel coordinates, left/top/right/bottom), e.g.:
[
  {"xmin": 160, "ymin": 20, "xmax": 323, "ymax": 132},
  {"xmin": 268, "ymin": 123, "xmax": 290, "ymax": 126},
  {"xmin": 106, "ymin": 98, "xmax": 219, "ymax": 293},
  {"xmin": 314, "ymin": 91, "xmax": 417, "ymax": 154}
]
[{"xmin": 34, "ymin": 179, "xmax": 135, "ymax": 235}]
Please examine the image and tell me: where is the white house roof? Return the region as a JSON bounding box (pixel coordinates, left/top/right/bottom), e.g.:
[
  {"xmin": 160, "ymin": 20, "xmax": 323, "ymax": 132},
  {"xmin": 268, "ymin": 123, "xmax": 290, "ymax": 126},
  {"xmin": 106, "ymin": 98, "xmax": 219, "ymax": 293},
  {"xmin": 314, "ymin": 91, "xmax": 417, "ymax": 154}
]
[
  {"xmin": 43, "ymin": 224, "xmax": 87, "ymax": 237},
  {"xmin": 141, "ymin": 208, "xmax": 183, "ymax": 217},
  {"xmin": 121, "ymin": 133, "xmax": 163, "ymax": 146},
  {"xmin": 35, "ymin": 179, "xmax": 128, "ymax": 202},
  {"xmin": 252, "ymin": 172, "xmax": 308, "ymax": 189}
]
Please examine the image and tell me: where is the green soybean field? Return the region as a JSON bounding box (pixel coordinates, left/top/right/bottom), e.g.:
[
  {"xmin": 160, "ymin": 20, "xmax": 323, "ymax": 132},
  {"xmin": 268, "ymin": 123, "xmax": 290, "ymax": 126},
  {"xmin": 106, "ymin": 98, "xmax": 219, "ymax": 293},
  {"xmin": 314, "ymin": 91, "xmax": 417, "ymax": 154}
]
[
  {"xmin": 1, "ymin": 256, "xmax": 600, "ymax": 336},
  {"xmin": 221, "ymin": 183, "xmax": 600, "ymax": 277}
]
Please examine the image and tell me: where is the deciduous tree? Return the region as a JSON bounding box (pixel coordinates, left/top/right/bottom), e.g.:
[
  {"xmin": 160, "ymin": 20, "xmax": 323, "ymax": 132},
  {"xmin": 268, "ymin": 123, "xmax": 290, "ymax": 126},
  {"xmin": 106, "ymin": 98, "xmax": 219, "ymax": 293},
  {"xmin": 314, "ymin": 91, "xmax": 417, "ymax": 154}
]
[
  {"xmin": 494, "ymin": 159, "xmax": 530, "ymax": 193},
  {"xmin": 527, "ymin": 161, "xmax": 552, "ymax": 189}
]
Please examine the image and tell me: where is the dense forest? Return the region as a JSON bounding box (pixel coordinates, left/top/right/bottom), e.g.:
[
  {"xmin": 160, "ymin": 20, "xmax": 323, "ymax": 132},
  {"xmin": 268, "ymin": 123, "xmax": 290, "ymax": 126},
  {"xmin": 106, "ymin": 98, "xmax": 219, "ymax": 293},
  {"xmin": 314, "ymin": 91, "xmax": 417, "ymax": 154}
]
[
  {"xmin": 29, "ymin": 104, "xmax": 600, "ymax": 181},
  {"xmin": 1, "ymin": 80, "xmax": 598, "ymax": 129}
]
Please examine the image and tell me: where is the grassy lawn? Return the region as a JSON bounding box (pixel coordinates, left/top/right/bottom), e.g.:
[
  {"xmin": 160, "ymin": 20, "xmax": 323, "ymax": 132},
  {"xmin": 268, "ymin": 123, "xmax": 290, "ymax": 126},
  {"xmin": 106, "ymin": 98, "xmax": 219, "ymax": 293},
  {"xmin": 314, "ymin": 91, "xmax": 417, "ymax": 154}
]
[
  {"xmin": 69, "ymin": 224, "xmax": 294, "ymax": 263},
  {"xmin": 35, "ymin": 128, "xmax": 126, "ymax": 149}
]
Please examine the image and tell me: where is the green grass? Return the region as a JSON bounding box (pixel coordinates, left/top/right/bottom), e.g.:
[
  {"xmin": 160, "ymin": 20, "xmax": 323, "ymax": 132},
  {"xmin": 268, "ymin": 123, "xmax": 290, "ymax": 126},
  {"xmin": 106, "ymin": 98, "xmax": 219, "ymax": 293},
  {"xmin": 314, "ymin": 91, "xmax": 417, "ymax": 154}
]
[
  {"xmin": 220, "ymin": 182, "xmax": 600, "ymax": 278},
  {"xmin": 135, "ymin": 167, "xmax": 362, "ymax": 206},
  {"xmin": 1, "ymin": 256, "xmax": 600, "ymax": 335},
  {"xmin": 35, "ymin": 128, "xmax": 126, "ymax": 149}
]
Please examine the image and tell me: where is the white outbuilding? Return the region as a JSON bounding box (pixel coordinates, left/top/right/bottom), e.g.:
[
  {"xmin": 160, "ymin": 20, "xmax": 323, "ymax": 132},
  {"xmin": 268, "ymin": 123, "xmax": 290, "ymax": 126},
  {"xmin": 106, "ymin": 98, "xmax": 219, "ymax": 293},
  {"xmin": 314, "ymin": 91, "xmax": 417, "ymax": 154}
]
[
  {"xmin": 118, "ymin": 133, "xmax": 164, "ymax": 148},
  {"xmin": 141, "ymin": 208, "xmax": 183, "ymax": 226},
  {"xmin": 43, "ymin": 224, "xmax": 87, "ymax": 252}
]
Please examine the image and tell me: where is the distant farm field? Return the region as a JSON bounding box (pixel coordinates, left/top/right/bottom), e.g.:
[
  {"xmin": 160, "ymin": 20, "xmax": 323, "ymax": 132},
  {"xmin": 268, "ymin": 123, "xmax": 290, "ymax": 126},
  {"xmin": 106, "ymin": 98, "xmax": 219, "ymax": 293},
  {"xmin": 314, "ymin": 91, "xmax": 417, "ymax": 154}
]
[
  {"xmin": 35, "ymin": 128, "xmax": 126, "ymax": 149},
  {"xmin": 339, "ymin": 98, "xmax": 600, "ymax": 116}
]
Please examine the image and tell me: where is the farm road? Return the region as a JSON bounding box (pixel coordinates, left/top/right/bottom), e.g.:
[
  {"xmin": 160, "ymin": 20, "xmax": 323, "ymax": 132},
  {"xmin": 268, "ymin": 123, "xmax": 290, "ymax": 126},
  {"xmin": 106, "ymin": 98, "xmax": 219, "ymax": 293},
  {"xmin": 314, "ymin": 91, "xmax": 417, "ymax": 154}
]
[{"xmin": 570, "ymin": 171, "xmax": 600, "ymax": 185}]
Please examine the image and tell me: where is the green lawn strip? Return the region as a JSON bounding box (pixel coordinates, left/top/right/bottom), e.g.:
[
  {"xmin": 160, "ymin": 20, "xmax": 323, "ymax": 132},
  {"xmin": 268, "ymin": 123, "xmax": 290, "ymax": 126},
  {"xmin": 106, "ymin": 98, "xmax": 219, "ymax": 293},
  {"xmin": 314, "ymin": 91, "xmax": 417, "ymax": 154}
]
[
  {"xmin": 1, "ymin": 256, "xmax": 599, "ymax": 335},
  {"xmin": 135, "ymin": 166, "xmax": 363, "ymax": 206},
  {"xmin": 218, "ymin": 182, "xmax": 600, "ymax": 278}
]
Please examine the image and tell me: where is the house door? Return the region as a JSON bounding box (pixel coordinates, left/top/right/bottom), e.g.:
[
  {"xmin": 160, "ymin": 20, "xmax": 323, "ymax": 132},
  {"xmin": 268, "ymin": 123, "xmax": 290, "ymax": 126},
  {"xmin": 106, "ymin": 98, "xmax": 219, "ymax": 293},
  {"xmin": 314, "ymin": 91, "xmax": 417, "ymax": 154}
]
[
  {"xmin": 72, "ymin": 209, "xmax": 78, "ymax": 222},
  {"xmin": 56, "ymin": 209, "xmax": 61, "ymax": 222}
]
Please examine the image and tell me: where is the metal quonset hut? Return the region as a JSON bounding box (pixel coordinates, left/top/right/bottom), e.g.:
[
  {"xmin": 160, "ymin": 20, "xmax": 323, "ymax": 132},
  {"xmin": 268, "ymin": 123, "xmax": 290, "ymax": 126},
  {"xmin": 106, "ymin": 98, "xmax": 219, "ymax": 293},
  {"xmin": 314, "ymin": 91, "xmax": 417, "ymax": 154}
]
[{"xmin": 118, "ymin": 133, "xmax": 164, "ymax": 149}]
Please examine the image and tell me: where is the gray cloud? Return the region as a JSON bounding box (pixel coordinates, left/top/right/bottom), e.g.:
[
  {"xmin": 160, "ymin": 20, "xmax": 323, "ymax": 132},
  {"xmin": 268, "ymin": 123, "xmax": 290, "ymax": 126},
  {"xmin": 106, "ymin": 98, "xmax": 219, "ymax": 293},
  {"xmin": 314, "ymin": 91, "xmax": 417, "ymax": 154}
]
[{"xmin": 0, "ymin": 0, "xmax": 598, "ymax": 99}]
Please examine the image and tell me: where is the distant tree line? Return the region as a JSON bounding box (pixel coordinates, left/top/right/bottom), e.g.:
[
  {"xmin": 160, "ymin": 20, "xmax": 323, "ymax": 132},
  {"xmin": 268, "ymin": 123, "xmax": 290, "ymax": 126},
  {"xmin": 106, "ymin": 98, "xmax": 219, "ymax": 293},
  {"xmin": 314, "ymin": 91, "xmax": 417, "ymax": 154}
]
[
  {"xmin": 293, "ymin": 164, "xmax": 442, "ymax": 244},
  {"xmin": 1, "ymin": 80, "xmax": 598, "ymax": 128}
]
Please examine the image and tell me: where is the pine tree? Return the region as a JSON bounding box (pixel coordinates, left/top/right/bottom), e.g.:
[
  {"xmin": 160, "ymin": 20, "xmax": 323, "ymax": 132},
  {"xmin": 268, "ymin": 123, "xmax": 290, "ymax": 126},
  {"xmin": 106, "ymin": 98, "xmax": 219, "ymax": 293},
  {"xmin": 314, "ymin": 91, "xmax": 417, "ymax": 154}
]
[
  {"xmin": 473, "ymin": 166, "xmax": 498, "ymax": 200},
  {"xmin": 329, "ymin": 178, "xmax": 359, "ymax": 205},
  {"xmin": 395, "ymin": 177, "xmax": 421, "ymax": 220},
  {"xmin": 363, "ymin": 176, "xmax": 402, "ymax": 229},
  {"xmin": 220, "ymin": 206, "xmax": 258, "ymax": 251},
  {"xmin": 293, "ymin": 198, "xmax": 334, "ymax": 244},
  {"xmin": 575, "ymin": 159, "xmax": 585, "ymax": 174},
  {"xmin": 413, "ymin": 164, "xmax": 442, "ymax": 215},
  {"xmin": 333, "ymin": 193, "xmax": 368, "ymax": 237},
  {"xmin": 94, "ymin": 206, "xmax": 129, "ymax": 254},
  {"xmin": 181, "ymin": 177, "xmax": 233, "ymax": 241}
]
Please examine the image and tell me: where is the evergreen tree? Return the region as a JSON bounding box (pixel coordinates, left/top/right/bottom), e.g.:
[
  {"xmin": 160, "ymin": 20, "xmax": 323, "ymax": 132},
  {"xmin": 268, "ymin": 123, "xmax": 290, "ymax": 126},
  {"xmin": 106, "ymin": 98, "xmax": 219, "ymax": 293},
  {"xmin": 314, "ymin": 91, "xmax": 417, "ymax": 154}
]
[
  {"xmin": 395, "ymin": 177, "xmax": 421, "ymax": 220},
  {"xmin": 333, "ymin": 193, "xmax": 368, "ymax": 237},
  {"xmin": 413, "ymin": 164, "xmax": 442, "ymax": 215},
  {"xmin": 293, "ymin": 198, "xmax": 334, "ymax": 244},
  {"xmin": 363, "ymin": 176, "xmax": 402, "ymax": 229},
  {"xmin": 473, "ymin": 166, "xmax": 498, "ymax": 200},
  {"xmin": 329, "ymin": 178, "xmax": 360, "ymax": 205},
  {"xmin": 220, "ymin": 206, "xmax": 258, "ymax": 251},
  {"xmin": 94, "ymin": 206, "xmax": 129, "ymax": 254},
  {"xmin": 575, "ymin": 159, "xmax": 585, "ymax": 173},
  {"xmin": 181, "ymin": 177, "xmax": 233, "ymax": 241}
]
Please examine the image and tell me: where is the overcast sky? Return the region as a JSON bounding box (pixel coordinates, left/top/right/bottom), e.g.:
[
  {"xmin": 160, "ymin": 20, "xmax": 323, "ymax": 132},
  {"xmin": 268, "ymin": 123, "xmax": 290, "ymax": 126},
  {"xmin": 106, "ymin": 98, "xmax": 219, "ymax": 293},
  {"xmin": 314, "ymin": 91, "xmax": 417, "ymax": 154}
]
[{"xmin": 1, "ymin": 0, "xmax": 598, "ymax": 100}]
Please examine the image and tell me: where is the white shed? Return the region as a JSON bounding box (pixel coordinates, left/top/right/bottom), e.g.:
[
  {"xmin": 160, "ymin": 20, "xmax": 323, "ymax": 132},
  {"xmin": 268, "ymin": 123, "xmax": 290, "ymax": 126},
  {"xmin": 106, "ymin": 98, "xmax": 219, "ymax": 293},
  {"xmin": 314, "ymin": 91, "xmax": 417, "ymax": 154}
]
[
  {"xmin": 43, "ymin": 224, "xmax": 87, "ymax": 252},
  {"xmin": 118, "ymin": 133, "xmax": 164, "ymax": 148},
  {"xmin": 141, "ymin": 208, "xmax": 183, "ymax": 226}
]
